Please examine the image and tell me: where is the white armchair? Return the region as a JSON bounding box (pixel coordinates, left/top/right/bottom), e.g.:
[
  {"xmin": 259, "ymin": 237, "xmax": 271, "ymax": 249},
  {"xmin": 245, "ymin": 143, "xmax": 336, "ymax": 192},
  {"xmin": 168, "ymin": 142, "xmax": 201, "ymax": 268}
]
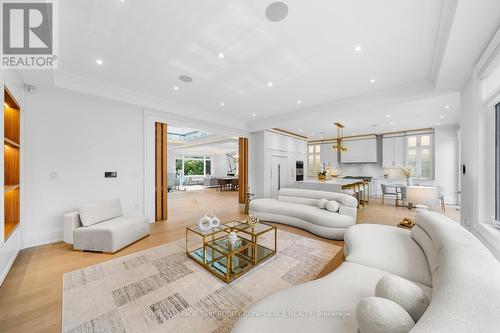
[{"xmin": 63, "ymin": 199, "xmax": 150, "ymax": 253}]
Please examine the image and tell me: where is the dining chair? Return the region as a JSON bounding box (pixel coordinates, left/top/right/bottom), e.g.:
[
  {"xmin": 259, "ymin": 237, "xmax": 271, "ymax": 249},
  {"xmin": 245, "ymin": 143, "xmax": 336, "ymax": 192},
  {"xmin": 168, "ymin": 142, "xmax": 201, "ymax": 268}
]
[
  {"xmin": 230, "ymin": 178, "xmax": 239, "ymax": 191},
  {"xmin": 381, "ymin": 184, "xmax": 399, "ymax": 205}
]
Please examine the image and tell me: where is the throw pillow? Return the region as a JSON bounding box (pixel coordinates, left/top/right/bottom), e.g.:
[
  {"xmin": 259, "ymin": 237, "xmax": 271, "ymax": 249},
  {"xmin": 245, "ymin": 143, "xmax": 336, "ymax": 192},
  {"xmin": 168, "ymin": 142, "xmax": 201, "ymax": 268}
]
[
  {"xmin": 375, "ymin": 275, "xmax": 430, "ymax": 322},
  {"xmin": 317, "ymin": 198, "xmax": 328, "ymax": 209},
  {"xmin": 356, "ymin": 297, "xmax": 415, "ymax": 333},
  {"xmin": 325, "ymin": 200, "xmax": 340, "ymax": 212}
]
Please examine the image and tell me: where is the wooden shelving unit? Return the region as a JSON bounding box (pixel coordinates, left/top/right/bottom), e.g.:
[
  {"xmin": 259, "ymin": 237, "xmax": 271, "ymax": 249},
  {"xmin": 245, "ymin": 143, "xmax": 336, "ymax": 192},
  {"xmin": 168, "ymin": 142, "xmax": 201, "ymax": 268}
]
[{"xmin": 4, "ymin": 88, "xmax": 21, "ymax": 241}]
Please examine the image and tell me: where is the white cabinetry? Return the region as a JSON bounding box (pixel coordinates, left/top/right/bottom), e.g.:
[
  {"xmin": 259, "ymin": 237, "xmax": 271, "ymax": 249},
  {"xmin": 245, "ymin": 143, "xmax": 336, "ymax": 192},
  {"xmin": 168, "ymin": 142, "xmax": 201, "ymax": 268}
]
[
  {"xmin": 383, "ymin": 136, "xmax": 406, "ymax": 168},
  {"xmin": 251, "ymin": 131, "xmax": 308, "ymax": 199},
  {"xmin": 341, "ymin": 137, "xmax": 378, "ymax": 163}
]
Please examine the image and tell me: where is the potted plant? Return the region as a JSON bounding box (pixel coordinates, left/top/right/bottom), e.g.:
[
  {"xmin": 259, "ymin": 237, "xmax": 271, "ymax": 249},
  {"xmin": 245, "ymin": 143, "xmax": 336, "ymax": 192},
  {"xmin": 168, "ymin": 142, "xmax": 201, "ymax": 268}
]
[{"xmin": 401, "ymin": 167, "xmax": 413, "ymax": 185}]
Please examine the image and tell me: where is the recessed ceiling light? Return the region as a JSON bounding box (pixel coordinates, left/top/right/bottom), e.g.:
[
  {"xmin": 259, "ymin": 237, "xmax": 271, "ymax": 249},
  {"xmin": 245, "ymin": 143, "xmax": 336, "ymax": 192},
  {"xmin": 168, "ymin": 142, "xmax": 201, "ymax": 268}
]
[
  {"xmin": 267, "ymin": 82, "xmax": 273, "ymax": 87},
  {"xmin": 370, "ymin": 78, "xmax": 376, "ymax": 84},
  {"xmin": 265, "ymin": 2, "xmax": 289, "ymax": 22},
  {"xmin": 354, "ymin": 45, "xmax": 362, "ymax": 53},
  {"xmin": 218, "ymin": 52, "xmax": 225, "ymax": 58},
  {"xmin": 252, "ymin": 113, "xmax": 256, "ymax": 117},
  {"xmin": 386, "ymin": 114, "xmax": 391, "ymax": 118},
  {"xmin": 389, "ymin": 122, "xmax": 394, "ymax": 126},
  {"xmin": 173, "ymin": 86, "xmax": 179, "ymax": 91},
  {"xmin": 444, "ymin": 105, "xmax": 450, "ymax": 109},
  {"xmin": 440, "ymin": 115, "xmax": 445, "ymax": 119},
  {"xmin": 297, "ymin": 100, "xmax": 302, "ymax": 104},
  {"xmin": 96, "ymin": 59, "xmax": 103, "ymax": 65},
  {"xmin": 298, "ymin": 129, "xmax": 303, "ymax": 132},
  {"xmin": 392, "ymin": 128, "xmax": 396, "ymax": 131},
  {"xmin": 220, "ymin": 102, "xmax": 225, "ymax": 107},
  {"xmin": 436, "ymin": 122, "xmax": 441, "ymax": 126}
]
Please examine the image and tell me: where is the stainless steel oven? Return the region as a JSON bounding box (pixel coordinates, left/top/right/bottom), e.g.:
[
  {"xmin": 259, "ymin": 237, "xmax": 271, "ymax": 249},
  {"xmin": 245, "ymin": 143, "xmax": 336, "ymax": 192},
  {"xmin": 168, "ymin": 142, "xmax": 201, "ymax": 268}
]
[{"xmin": 296, "ymin": 161, "xmax": 304, "ymax": 181}]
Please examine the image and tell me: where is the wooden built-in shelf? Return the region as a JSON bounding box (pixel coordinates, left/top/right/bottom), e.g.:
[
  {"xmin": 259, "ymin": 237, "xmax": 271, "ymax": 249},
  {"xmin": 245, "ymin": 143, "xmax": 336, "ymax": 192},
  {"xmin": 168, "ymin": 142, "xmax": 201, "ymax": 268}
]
[
  {"xmin": 5, "ymin": 184, "xmax": 19, "ymax": 192},
  {"xmin": 4, "ymin": 87, "xmax": 21, "ymax": 242},
  {"xmin": 4, "ymin": 137, "xmax": 20, "ymax": 148}
]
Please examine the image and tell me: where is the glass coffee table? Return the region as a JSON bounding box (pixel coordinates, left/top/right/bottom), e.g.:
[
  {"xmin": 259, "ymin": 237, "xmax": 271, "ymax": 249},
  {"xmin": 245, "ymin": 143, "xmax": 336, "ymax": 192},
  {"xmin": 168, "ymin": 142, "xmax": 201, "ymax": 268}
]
[{"xmin": 185, "ymin": 220, "xmax": 277, "ymax": 283}]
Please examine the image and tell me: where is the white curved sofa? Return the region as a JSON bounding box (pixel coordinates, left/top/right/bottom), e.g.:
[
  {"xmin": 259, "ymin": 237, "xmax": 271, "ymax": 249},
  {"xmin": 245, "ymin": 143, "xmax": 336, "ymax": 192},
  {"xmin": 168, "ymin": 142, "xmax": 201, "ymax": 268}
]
[
  {"xmin": 232, "ymin": 210, "xmax": 500, "ymax": 333},
  {"xmin": 249, "ymin": 188, "xmax": 358, "ymax": 239}
]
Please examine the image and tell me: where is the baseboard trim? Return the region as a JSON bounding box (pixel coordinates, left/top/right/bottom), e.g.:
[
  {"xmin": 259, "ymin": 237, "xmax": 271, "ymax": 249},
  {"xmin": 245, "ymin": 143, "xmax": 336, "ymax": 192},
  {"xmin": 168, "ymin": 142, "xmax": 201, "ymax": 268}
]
[
  {"xmin": 0, "ymin": 247, "xmax": 20, "ymax": 286},
  {"xmin": 23, "ymin": 228, "xmax": 64, "ymax": 249}
]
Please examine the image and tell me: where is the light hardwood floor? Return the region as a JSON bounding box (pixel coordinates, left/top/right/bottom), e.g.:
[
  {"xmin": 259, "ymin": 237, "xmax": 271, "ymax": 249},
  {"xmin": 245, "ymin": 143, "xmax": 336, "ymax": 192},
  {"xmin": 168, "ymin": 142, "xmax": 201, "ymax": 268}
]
[{"xmin": 0, "ymin": 188, "xmax": 459, "ymax": 332}]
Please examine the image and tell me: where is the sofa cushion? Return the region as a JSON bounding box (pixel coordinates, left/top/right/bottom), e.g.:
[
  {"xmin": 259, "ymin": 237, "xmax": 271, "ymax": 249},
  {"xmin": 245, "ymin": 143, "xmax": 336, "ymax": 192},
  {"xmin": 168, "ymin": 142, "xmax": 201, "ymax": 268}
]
[
  {"xmin": 411, "ymin": 225, "xmax": 438, "ymax": 274},
  {"xmin": 250, "ymin": 199, "xmax": 354, "ymax": 229},
  {"xmin": 375, "ymin": 275, "xmax": 429, "ymax": 322},
  {"xmin": 356, "ymin": 297, "xmax": 415, "ymax": 333},
  {"xmin": 73, "ymin": 215, "xmax": 149, "ymax": 253},
  {"xmin": 344, "ymin": 224, "xmax": 432, "ymax": 287},
  {"xmin": 78, "ymin": 198, "xmax": 123, "ymax": 227},
  {"xmin": 326, "ymin": 200, "xmax": 340, "ymax": 212},
  {"xmin": 232, "ymin": 262, "xmax": 431, "ymax": 333},
  {"xmin": 279, "ymin": 188, "xmax": 358, "ymax": 207},
  {"xmin": 317, "ymin": 198, "xmax": 328, "ymax": 209}
]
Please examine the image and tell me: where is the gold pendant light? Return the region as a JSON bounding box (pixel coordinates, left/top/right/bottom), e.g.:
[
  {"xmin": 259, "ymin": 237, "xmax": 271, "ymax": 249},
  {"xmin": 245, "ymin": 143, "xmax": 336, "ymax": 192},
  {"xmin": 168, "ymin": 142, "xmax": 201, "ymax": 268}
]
[{"xmin": 333, "ymin": 122, "xmax": 348, "ymax": 152}]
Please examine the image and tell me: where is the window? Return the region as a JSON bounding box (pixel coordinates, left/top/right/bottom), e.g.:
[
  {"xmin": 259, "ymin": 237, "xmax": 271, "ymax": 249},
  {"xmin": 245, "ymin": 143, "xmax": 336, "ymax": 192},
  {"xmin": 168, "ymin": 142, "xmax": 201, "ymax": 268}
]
[
  {"xmin": 307, "ymin": 144, "xmax": 321, "ymax": 178},
  {"xmin": 495, "ymin": 103, "xmax": 500, "ymax": 220},
  {"xmin": 175, "ymin": 156, "xmax": 212, "ymax": 176},
  {"xmin": 406, "ymin": 134, "xmax": 434, "ymax": 179}
]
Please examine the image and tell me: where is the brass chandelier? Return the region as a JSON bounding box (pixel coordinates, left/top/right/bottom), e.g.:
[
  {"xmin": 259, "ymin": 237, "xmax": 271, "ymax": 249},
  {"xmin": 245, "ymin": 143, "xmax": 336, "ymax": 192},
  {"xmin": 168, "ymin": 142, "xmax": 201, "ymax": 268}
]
[{"xmin": 333, "ymin": 122, "xmax": 347, "ymax": 152}]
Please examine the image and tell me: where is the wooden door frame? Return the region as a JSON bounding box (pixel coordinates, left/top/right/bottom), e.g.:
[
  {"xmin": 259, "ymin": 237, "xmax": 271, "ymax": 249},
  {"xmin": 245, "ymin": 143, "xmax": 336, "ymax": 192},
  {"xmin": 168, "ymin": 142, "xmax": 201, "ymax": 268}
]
[
  {"xmin": 155, "ymin": 122, "xmax": 168, "ymax": 221},
  {"xmin": 238, "ymin": 137, "xmax": 248, "ymax": 204}
]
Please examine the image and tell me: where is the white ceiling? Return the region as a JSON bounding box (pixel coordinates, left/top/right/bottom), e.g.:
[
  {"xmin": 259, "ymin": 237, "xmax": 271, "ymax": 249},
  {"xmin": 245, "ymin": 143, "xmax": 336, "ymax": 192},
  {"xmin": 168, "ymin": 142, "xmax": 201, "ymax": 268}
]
[
  {"xmin": 58, "ymin": 0, "xmax": 442, "ymax": 118},
  {"xmin": 20, "ymin": 0, "xmax": 500, "ymax": 136}
]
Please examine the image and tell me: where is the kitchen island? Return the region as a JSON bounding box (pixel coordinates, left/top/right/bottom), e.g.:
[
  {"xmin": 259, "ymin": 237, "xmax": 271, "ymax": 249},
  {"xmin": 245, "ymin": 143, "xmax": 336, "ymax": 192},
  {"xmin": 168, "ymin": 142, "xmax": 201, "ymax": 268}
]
[{"xmin": 295, "ymin": 178, "xmax": 366, "ymax": 193}]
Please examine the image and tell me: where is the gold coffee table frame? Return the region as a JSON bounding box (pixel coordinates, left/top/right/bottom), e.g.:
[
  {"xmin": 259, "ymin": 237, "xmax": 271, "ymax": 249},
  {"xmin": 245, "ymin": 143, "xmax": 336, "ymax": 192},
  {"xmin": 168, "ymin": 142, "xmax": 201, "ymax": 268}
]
[{"xmin": 185, "ymin": 221, "xmax": 277, "ymax": 283}]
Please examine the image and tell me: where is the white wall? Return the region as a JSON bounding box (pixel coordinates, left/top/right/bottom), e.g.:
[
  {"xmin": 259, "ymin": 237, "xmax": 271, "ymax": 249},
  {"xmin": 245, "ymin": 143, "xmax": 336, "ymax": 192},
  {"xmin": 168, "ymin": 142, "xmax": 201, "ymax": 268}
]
[
  {"xmin": 459, "ymin": 25, "xmax": 500, "ymax": 258},
  {"xmin": 23, "ymin": 87, "xmax": 144, "ymax": 247},
  {"xmin": 434, "ymin": 125, "xmax": 460, "ymax": 204},
  {"xmin": 212, "ymin": 154, "xmax": 229, "ymax": 177}
]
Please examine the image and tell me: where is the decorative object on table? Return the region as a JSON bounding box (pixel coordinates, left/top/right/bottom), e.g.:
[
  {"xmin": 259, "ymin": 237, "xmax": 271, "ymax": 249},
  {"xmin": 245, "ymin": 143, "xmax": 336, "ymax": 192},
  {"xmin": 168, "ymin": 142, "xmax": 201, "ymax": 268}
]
[
  {"xmin": 247, "ymin": 214, "xmax": 260, "ymax": 227},
  {"xmin": 332, "ymin": 122, "xmax": 348, "ymax": 152},
  {"xmin": 228, "ymin": 231, "xmax": 238, "ymax": 245},
  {"xmin": 211, "ymin": 216, "xmax": 221, "ymax": 228},
  {"xmin": 244, "ymin": 192, "xmax": 255, "ymax": 215},
  {"xmin": 198, "ymin": 215, "xmax": 213, "ymax": 231},
  {"xmin": 401, "ymin": 167, "xmax": 413, "ymax": 185},
  {"xmin": 398, "ymin": 217, "xmax": 415, "ymax": 229},
  {"xmin": 318, "ymin": 171, "xmax": 327, "ymax": 181}
]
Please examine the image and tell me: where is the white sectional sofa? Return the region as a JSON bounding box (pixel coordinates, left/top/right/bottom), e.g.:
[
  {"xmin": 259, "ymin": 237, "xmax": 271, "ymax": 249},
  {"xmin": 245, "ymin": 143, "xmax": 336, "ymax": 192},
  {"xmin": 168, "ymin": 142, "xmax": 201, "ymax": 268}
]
[
  {"xmin": 249, "ymin": 188, "xmax": 358, "ymax": 239},
  {"xmin": 232, "ymin": 210, "xmax": 500, "ymax": 333},
  {"xmin": 63, "ymin": 199, "xmax": 150, "ymax": 253}
]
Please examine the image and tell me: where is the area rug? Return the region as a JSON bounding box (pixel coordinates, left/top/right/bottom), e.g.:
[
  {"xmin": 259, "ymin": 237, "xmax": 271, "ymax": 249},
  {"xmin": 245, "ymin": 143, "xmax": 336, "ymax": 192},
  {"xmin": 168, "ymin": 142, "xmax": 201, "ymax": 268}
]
[{"xmin": 62, "ymin": 229, "xmax": 341, "ymax": 333}]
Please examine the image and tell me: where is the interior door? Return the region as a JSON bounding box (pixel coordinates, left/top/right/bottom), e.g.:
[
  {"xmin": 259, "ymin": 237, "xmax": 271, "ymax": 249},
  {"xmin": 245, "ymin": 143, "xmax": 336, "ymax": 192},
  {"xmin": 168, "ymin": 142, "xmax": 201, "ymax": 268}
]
[{"xmin": 271, "ymin": 155, "xmax": 288, "ymax": 198}]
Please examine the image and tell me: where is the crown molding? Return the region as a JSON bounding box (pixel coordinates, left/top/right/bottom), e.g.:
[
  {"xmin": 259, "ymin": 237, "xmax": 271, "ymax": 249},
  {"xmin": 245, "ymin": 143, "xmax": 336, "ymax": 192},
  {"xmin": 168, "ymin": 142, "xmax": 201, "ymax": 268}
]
[
  {"xmin": 53, "ymin": 71, "xmax": 246, "ymax": 131},
  {"xmin": 430, "ymin": 0, "xmax": 459, "ymax": 85}
]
